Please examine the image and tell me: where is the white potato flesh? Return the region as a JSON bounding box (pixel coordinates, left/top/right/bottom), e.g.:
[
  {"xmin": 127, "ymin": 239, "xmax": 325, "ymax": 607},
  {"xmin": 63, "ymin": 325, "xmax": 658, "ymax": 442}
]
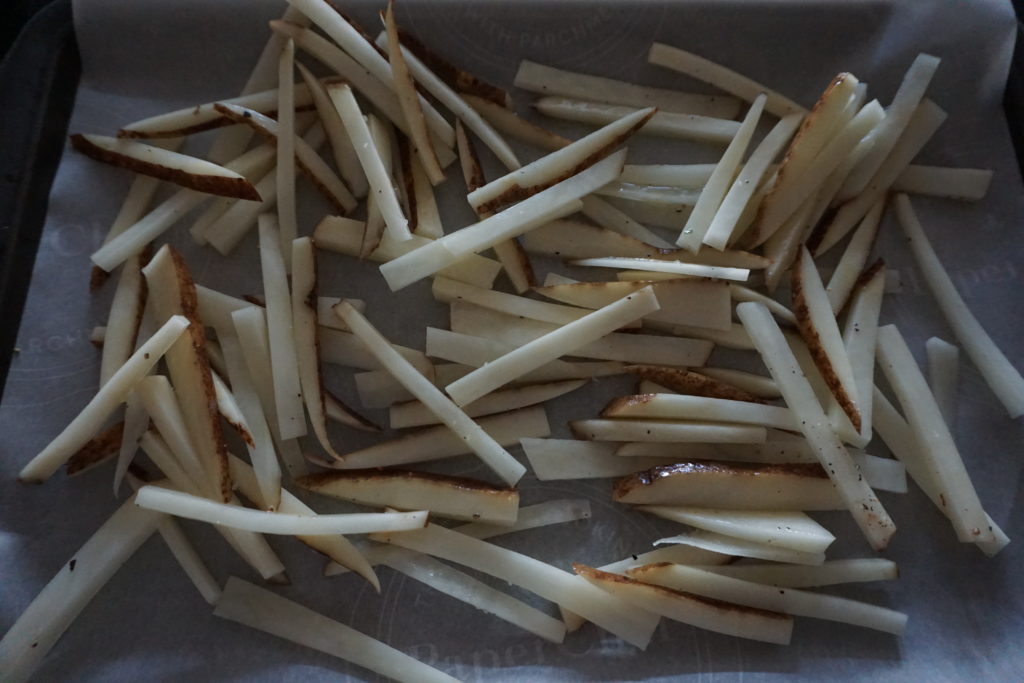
[
  {"xmin": 214, "ymin": 578, "xmax": 457, "ymax": 683},
  {"xmin": 814, "ymin": 99, "xmax": 947, "ymax": 256},
  {"xmin": 258, "ymin": 217, "xmax": 307, "ymax": 440},
  {"xmin": 202, "ymin": 167, "xmax": 278, "ymax": 255},
  {"xmin": 514, "ymin": 60, "xmax": 741, "ymax": 117},
  {"xmin": 295, "ymin": 64, "xmax": 367, "ymax": 197},
  {"xmin": 825, "ymin": 199, "xmax": 885, "ymax": 313},
  {"xmin": 316, "ymin": 406, "xmax": 549, "ymax": 470},
  {"xmin": 336, "ymin": 302, "xmax": 525, "ymax": 485},
  {"xmin": 371, "ymin": 523, "xmax": 660, "ymax": 649},
  {"xmin": 647, "ymin": 42, "xmax": 805, "ymax": 117},
  {"xmin": 677, "ymin": 94, "xmax": 766, "ymax": 250},
  {"xmin": 432, "ymin": 275, "xmax": 591, "ymax": 325},
  {"xmin": 580, "ymin": 195, "xmax": 676, "ymax": 249},
  {"xmin": 297, "ymin": 469, "xmax": 518, "ymax": 525},
  {"xmin": 875, "ymin": 325, "xmax": 994, "ymax": 542},
  {"xmin": 737, "ymin": 302, "xmax": 895, "ymax": 550},
  {"xmin": 636, "ymin": 506, "xmax": 834, "ymax": 554},
  {"xmin": 467, "ymin": 108, "xmax": 648, "ymax": 212},
  {"xmin": 520, "ymin": 438, "xmax": 677, "ymax": 480},
  {"xmin": 575, "ymin": 565, "xmax": 792, "ymax": 645},
  {"xmin": 602, "ymin": 394, "xmax": 798, "ymax": 431},
  {"xmin": 276, "ymin": 38, "xmax": 299, "ymax": 261},
  {"xmin": 655, "ymin": 530, "xmax": 825, "ymax": 566},
  {"xmin": 316, "ymin": 296, "xmax": 364, "ymax": 331},
  {"xmin": 313, "ymin": 215, "xmax": 501, "ymax": 289},
  {"xmin": 689, "ymin": 559, "xmax": 898, "ymax": 588},
  {"xmin": 99, "ymin": 250, "xmax": 147, "ymax": 386},
  {"xmin": 892, "ymin": 165, "xmax": 992, "ymax": 201},
  {"xmin": 697, "ymin": 367, "xmax": 781, "ymax": 399},
  {"xmin": 597, "ymin": 182, "xmax": 699, "ymax": 207},
  {"xmin": 926, "ymin": 337, "xmax": 960, "ymax": 424},
  {"xmin": 702, "ymin": 113, "xmax": 802, "ymax": 250},
  {"xmin": 570, "ymin": 257, "xmax": 750, "ymax": 282},
  {"xmin": 839, "ymin": 53, "xmax": 941, "ymax": 200},
  {"xmin": 391, "ymin": 380, "xmax": 584, "ymax": 429},
  {"xmin": 464, "ymin": 94, "xmax": 573, "ymax": 152},
  {"xmin": 19, "ymin": 315, "xmax": 188, "ymax": 483},
  {"xmin": 729, "ymin": 284, "xmax": 796, "ymax": 325},
  {"xmin": 620, "ymin": 163, "xmax": 716, "ymax": 188},
  {"xmin": 535, "ymin": 97, "xmax": 740, "ymax": 145},
  {"xmin": 894, "ymin": 193, "xmax": 1024, "ymax": 417},
  {"xmin": 320, "ymin": 328, "xmax": 433, "ymax": 377},
  {"xmin": 0, "ymin": 496, "xmax": 161, "ymax": 683},
  {"xmin": 445, "ymin": 287, "xmax": 660, "ymax": 406},
  {"xmin": 135, "ymin": 485, "xmax": 427, "ymax": 535},
  {"xmin": 572, "ymin": 420, "xmax": 768, "ymax": 444},
  {"xmin": 631, "ymin": 564, "xmax": 906, "ymax": 635}
]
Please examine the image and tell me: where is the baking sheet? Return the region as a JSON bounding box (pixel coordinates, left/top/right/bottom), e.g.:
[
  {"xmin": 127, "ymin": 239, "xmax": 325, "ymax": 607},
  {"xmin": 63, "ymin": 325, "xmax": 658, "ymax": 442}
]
[{"xmin": 3, "ymin": 0, "xmax": 1024, "ymax": 680}]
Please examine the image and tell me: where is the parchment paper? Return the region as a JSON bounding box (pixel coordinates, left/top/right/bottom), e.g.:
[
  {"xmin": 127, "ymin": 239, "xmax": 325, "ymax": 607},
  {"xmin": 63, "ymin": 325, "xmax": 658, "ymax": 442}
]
[{"xmin": 2, "ymin": 0, "xmax": 1023, "ymax": 680}]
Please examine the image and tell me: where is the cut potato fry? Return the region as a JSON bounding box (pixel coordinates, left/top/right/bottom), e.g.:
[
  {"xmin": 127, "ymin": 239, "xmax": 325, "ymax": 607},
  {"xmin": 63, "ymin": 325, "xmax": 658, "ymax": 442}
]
[
  {"xmin": 697, "ymin": 367, "xmax": 781, "ymax": 399},
  {"xmin": 118, "ymin": 83, "xmax": 315, "ymax": 138},
  {"xmin": 575, "ymin": 565, "xmax": 792, "ymax": 645},
  {"xmin": 316, "ymin": 296, "xmax": 364, "ymax": 331},
  {"xmin": 70, "ymin": 134, "xmax": 260, "ymax": 200},
  {"xmin": 467, "ymin": 107, "xmax": 650, "ymax": 213},
  {"xmin": 535, "ymin": 279, "xmax": 731, "ymax": 331},
  {"xmin": 737, "ymin": 302, "xmax": 895, "ymax": 550},
  {"xmin": 392, "ymin": 26, "xmax": 511, "ymax": 107},
  {"xmin": 336, "ymin": 302, "xmax": 525, "ymax": 485},
  {"xmin": 275, "ymin": 38, "xmax": 299, "ymax": 259},
  {"xmin": 636, "ymin": 507, "xmax": 834, "ymax": 554},
  {"xmin": 202, "ymin": 165, "xmax": 278, "ymax": 255},
  {"xmin": 382, "ymin": 150, "xmax": 626, "ymax": 290},
  {"xmin": 324, "ymin": 390, "xmax": 379, "ymax": 432},
  {"xmin": 614, "ymin": 461, "xmax": 842, "ymax": 510},
  {"xmin": 630, "ymin": 564, "xmax": 906, "ymax": 635},
  {"xmin": 464, "ymin": 94, "xmax": 573, "ymax": 151},
  {"xmin": 65, "ymin": 421, "xmax": 124, "ymax": 477},
  {"xmin": 729, "ymin": 284, "xmax": 796, "ymax": 325},
  {"xmin": 654, "ymin": 529, "xmax": 824, "ymax": 566},
  {"xmin": 295, "ymin": 64, "xmax": 368, "ymax": 198},
  {"xmin": 136, "ymin": 375, "xmax": 215, "ymax": 497},
  {"xmin": 297, "ymin": 469, "xmax": 519, "ymax": 525},
  {"xmin": 521, "ymin": 220, "xmax": 677, "ymax": 260},
  {"xmin": 620, "ymin": 163, "xmax": 716, "ymax": 188},
  {"xmin": 839, "ymin": 54, "xmax": 941, "ymax": 201},
  {"xmin": 571, "ymin": 420, "xmax": 767, "ymax": 444},
  {"xmin": 371, "ymin": 523, "xmax": 659, "ymax": 649},
  {"xmin": 391, "ymin": 379, "xmax": 583, "ymax": 429},
  {"xmin": 135, "ymin": 485, "xmax": 427, "ymax": 535},
  {"xmin": 214, "ymin": 577, "xmax": 456, "ymax": 683},
  {"xmin": 515, "ymin": 60, "xmax": 741, "ymax": 117},
  {"xmin": 648, "ymin": 42, "xmax": 805, "ymax": 117},
  {"xmin": 759, "ymin": 194, "xmax": 815, "ymax": 293},
  {"xmin": 627, "ymin": 365, "xmax": 766, "ymax": 403},
  {"xmin": 258, "ymin": 217, "xmax": 307, "ymax": 441},
  {"xmin": 827, "ymin": 261, "xmax": 885, "ymax": 447},
  {"xmin": 814, "ymin": 99, "xmax": 947, "ymax": 256},
  {"xmin": 291, "ymin": 237, "xmax": 339, "ymax": 458},
  {"xmin": 875, "ymin": 325, "xmax": 993, "ymax": 542},
  {"xmin": 426, "ymin": 328, "xmax": 588, "ymax": 373},
  {"xmin": 214, "ymin": 102, "xmax": 357, "ymax": 214},
  {"xmin": 288, "ymin": 0, "xmax": 455, "ymax": 147},
  {"xmin": 227, "ymin": 454, "xmax": 377, "ymax": 588},
  {"xmin": 535, "ymin": 97, "xmax": 740, "ymax": 145},
  {"xmin": 383, "ymin": 3, "xmax": 445, "ymax": 184},
  {"xmin": 580, "ymin": 196, "xmax": 675, "ymax": 249},
  {"xmin": 596, "ymin": 181, "xmax": 699, "ymax": 207},
  {"xmin": 313, "ymin": 406, "xmax": 548, "ymax": 470},
  {"xmin": 320, "ymin": 327, "xmax": 433, "ymax": 377},
  {"xmin": 570, "ymin": 257, "xmax": 750, "ymax": 282},
  {"xmin": 677, "ymin": 94, "xmax": 766, "ymax": 250},
  {"xmin": 792, "ymin": 246, "xmax": 861, "ymax": 430},
  {"xmin": 825, "ymin": 199, "xmax": 885, "ymax": 313},
  {"xmin": 451, "ymin": 301, "xmax": 713, "ymax": 366},
  {"xmin": 703, "ymin": 113, "xmax": 802, "ymax": 250},
  {"xmin": 520, "ymin": 438, "xmax": 676, "ymax": 480},
  {"xmin": 314, "ymin": 215, "xmax": 501, "ymax": 289},
  {"xmin": 446, "ymin": 288, "xmax": 660, "ymax": 406},
  {"xmin": 689, "ymin": 559, "xmax": 898, "ymax": 588},
  {"xmin": 892, "ymin": 165, "xmax": 992, "ymax": 201},
  {"xmin": 0, "ymin": 495, "xmax": 161, "ymax": 683},
  {"xmin": 894, "ymin": 194, "xmax": 1024, "ymax": 417},
  {"xmin": 231, "ymin": 306, "xmax": 307, "ymax": 477},
  {"xmin": 926, "ymin": 337, "xmax": 959, "ymax": 424},
  {"xmin": 602, "ymin": 394, "xmax": 796, "ymax": 430},
  {"xmin": 373, "ymin": 32, "xmax": 520, "ymax": 171},
  {"xmin": 432, "ymin": 275, "xmax": 591, "ymax": 326},
  {"xmin": 99, "ymin": 248, "xmax": 149, "ymax": 387},
  {"xmin": 605, "ymin": 196, "xmax": 692, "ymax": 230}
]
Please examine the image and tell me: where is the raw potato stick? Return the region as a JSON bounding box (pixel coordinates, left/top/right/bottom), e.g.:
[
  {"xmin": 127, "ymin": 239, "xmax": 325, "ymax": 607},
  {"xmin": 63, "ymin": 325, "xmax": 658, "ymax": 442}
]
[
  {"xmin": 875, "ymin": 325, "xmax": 993, "ymax": 542},
  {"xmin": 736, "ymin": 302, "xmax": 895, "ymax": 550},
  {"xmin": 926, "ymin": 337, "xmax": 960, "ymax": 424},
  {"xmin": 514, "ymin": 59, "xmax": 742, "ymax": 117},
  {"xmin": 825, "ymin": 199, "xmax": 885, "ymax": 313},
  {"xmin": 69, "ymin": 134, "xmax": 261, "ymax": 201},
  {"xmin": 259, "ymin": 216, "xmax": 307, "ymax": 440},
  {"xmin": 445, "ymin": 287, "xmax": 660, "ymax": 406},
  {"xmin": 894, "ymin": 194, "xmax": 1024, "ymax": 417},
  {"xmin": 275, "ymin": 38, "xmax": 298, "ymax": 262},
  {"xmin": 335, "ymin": 302, "xmax": 526, "ymax": 485},
  {"xmin": 213, "ymin": 577, "xmax": 458, "ymax": 683},
  {"xmin": 892, "ymin": 165, "xmax": 992, "ymax": 201},
  {"xmin": 464, "ymin": 94, "xmax": 573, "ymax": 151}
]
